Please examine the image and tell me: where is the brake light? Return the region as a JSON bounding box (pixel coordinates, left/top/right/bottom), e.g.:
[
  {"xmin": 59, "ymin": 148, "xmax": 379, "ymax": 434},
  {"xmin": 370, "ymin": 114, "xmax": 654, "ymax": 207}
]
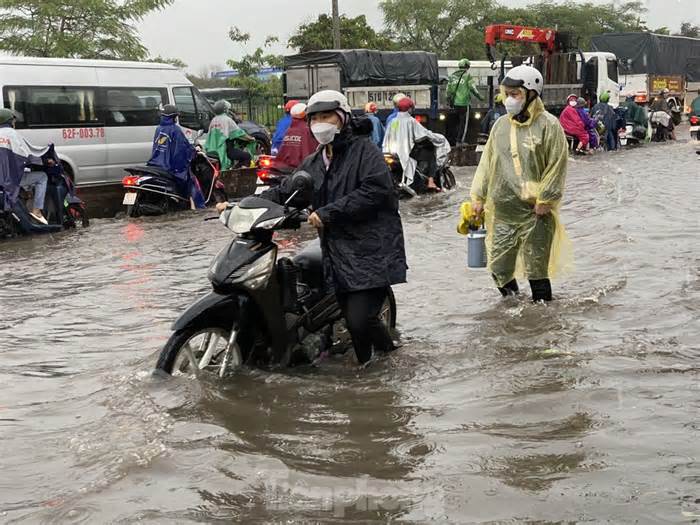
[
  {"xmin": 415, "ymin": 114, "xmax": 427, "ymax": 124},
  {"xmin": 259, "ymin": 155, "xmax": 273, "ymax": 168},
  {"xmin": 690, "ymin": 116, "xmax": 699, "ymax": 125},
  {"xmin": 122, "ymin": 175, "xmax": 139, "ymax": 187},
  {"xmin": 257, "ymin": 170, "xmax": 271, "ymax": 183}
]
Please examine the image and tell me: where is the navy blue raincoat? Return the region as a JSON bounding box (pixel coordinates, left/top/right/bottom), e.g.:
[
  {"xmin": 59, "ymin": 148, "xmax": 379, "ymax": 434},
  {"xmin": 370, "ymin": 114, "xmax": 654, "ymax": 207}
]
[{"xmin": 147, "ymin": 116, "xmax": 204, "ymax": 208}]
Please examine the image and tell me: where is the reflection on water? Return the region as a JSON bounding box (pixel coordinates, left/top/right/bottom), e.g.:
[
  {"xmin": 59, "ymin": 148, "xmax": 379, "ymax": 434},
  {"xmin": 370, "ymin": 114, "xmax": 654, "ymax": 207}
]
[{"xmin": 1, "ymin": 141, "xmax": 699, "ymax": 522}]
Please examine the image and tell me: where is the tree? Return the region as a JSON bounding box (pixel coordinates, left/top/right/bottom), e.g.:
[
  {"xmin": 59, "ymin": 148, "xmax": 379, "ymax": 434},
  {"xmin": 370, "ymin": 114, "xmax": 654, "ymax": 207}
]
[
  {"xmin": 226, "ymin": 27, "xmax": 284, "ymax": 97},
  {"xmin": 380, "ymin": 0, "xmax": 494, "ymax": 57},
  {"xmin": 0, "ymin": 0, "xmax": 174, "ymax": 60},
  {"xmin": 676, "ymin": 22, "xmax": 700, "ymax": 38},
  {"xmin": 288, "ymin": 14, "xmax": 395, "ymax": 52},
  {"xmin": 491, "ymin": 1, "xmax": 648, "ymax": 53},
  {"xmin": 148, "ymin": 56, "xmax": 187, "ymax": 69},
  {"xmin": 380, "ymin": 0, "xmax": 649, "ymax": 60}
]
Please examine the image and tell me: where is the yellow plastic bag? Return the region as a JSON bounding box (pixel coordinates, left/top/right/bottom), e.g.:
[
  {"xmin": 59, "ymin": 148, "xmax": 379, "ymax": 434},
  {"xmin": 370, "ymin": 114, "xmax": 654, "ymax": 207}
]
[{"xmin": 457, "ymin": 201, "xmax": 483, "ymax": 235}]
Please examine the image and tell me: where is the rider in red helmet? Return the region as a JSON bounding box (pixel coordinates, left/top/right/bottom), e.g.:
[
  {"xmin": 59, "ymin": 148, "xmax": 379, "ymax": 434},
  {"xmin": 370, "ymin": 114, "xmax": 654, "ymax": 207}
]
[{"xmin": 397, "ymin": 97, "xmax": 415, "ymax": 112}]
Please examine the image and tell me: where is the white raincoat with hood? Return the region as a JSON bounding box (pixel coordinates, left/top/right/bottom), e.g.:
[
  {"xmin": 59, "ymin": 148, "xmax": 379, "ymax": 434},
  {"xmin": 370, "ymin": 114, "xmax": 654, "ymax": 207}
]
[{"xmin": 382, "ymin": 112, "xmax": 450, "ymax": 185}]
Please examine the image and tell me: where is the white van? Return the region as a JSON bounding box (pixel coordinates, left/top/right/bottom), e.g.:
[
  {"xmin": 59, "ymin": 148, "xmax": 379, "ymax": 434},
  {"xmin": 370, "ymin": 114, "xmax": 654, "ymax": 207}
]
[{"xmin": 0, "ymin": 57, "xmax": 215, "ymax": 186}]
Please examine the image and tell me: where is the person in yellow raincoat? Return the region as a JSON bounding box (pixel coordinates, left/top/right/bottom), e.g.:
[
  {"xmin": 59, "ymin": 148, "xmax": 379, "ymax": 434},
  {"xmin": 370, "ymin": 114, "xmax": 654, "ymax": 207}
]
[{"xmin": 470, "ymin": 65, "xmax": 572, "ymax": 302}]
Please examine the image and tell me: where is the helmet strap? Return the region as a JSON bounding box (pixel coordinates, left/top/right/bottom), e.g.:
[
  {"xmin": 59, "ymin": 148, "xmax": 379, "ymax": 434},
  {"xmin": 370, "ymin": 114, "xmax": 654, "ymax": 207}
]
[{"xmin": 514, "ymin": 90, "xmax": 539, "ymax": 123}]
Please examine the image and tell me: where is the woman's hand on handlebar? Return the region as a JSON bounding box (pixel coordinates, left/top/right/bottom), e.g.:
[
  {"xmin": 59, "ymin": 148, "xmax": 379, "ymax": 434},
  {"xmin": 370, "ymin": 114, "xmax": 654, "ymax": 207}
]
[{"xmin": 308, "ymin": 212, "xmax": 323, "ymax": 229}]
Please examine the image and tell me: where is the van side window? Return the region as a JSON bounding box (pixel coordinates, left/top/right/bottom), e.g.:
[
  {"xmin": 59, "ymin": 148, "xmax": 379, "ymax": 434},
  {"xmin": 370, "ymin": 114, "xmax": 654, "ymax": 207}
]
[
  {"xmin": 6, "ymin": 86, "xmax": 101, "ymax": 127},
  {"xmin": 102, "ymin": 88, "xmax": 166, "ymax": 126}
]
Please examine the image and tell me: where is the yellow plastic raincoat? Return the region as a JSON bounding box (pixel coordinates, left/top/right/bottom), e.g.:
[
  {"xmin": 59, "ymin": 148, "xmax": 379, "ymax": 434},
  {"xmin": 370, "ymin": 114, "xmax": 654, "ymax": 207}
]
[{"xmin": 469, "ymin": 97, "xmax": 572, "ymax": 287}]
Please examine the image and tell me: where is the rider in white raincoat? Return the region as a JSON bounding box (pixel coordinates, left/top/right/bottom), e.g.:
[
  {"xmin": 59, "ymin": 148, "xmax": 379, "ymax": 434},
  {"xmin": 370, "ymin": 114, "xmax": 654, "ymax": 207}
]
[{"xmin": 382, "ymin": 98, "xmax": 449, "ymax": 188}]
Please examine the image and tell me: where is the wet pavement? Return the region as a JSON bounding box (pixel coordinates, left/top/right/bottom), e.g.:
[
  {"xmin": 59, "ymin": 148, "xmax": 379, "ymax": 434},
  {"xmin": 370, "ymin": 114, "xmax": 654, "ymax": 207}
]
[{"xmin": 1, "ymin": 140, "xmax": 699, "ymax": 523}]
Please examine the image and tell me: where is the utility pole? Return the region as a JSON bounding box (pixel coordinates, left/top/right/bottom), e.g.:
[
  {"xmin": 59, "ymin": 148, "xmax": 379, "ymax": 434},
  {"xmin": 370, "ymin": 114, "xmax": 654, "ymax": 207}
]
[{"xmin": 332, "ymin": 0, "xmax": 341, "ymax": 49}]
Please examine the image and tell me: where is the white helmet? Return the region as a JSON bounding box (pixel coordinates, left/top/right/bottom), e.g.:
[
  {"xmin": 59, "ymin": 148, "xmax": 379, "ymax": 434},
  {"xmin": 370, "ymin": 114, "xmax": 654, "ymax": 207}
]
[
  {"xmin": 290, "ymin": 102, "xmax": 307, "ymax": 119},
  {"xmin": 502, "ymin": 65, "xmax": 544, "ymax": 96},
  {"xmin": 392, "ymin": 92, "xmax": 407, "ymax": 105},
  {"xmin": 306, "ymin": 90, "xmax": 351, "ymax": 117}
]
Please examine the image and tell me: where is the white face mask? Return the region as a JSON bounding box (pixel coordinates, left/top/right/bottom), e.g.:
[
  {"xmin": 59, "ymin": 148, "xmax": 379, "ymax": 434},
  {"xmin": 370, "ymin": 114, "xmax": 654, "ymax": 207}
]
[
  {"xmin": 505, "ymin": 96, "xmax": 524, "ymax": 115},
  {"xmin": 310, "ymin": 122, "xmax": 340, "ymax": 145},
  {"xmin": 568, "ymin": 100, "xmax": 577, "ymax": 107}
]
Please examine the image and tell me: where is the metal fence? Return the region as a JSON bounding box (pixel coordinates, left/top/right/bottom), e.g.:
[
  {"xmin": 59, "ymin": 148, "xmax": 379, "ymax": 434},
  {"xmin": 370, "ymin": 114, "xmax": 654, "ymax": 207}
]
[{"xmin": 229, "ymin": 95, "xmax": 284, "ymax": 129}]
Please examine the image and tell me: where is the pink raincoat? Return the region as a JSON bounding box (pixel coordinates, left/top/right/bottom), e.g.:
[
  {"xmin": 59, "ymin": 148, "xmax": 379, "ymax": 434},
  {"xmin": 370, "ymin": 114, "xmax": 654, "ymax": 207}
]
[{"xmin": 559, "ymin": 105, "xmax": 589, "ymax": 146}]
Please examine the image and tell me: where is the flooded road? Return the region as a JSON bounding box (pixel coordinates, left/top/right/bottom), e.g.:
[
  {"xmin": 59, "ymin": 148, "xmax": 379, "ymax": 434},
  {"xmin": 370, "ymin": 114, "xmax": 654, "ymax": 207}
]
[{"xmin": 1, "ymin": 141, "xmax": 699, "ymax": 523}]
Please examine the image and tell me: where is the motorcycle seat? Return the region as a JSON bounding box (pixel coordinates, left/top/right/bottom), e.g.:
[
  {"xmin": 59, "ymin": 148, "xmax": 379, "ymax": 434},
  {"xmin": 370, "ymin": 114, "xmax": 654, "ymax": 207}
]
[
  {"xmin": 206, "ymin": 151, "xmax": 220, "ymax": 162},
  {"xmin": 293, "ymin": 239, "xmax": 322, "ymax": 275},
  {"xmin": 126, "ymin": 165, "xmax": 171, "ymax": 178}
]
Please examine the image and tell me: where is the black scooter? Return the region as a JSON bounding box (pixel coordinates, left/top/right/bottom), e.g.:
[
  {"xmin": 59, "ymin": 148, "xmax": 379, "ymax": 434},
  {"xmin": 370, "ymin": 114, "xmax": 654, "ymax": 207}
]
[
  {"xmin": 122, "ymin": 149, "xmax": 226, "ymax": 217},
  {"xmin": 154, "ymin": 172, "xmax": 397, "ymax": 378},
  {"xmin": 0, "ymin": 146, "xmax": 88, "ymax": 238}
]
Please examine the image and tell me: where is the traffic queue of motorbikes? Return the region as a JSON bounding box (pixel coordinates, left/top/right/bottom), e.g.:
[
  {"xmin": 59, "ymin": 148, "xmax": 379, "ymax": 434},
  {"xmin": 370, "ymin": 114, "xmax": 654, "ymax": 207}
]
[
  {"xmin": 558, "ymin": 91, "xmax": 682, "ymax": 154},
  {"xmin": 3, "ymin": 86, "xmax": 698, "ymax": 384}
]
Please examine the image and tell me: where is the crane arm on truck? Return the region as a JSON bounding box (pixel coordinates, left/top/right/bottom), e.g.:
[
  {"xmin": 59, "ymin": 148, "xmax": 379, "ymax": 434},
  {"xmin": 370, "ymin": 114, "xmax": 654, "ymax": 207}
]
[{"xmin": 485, "ymin": 24, "xmax": 558, "ymax": 64}]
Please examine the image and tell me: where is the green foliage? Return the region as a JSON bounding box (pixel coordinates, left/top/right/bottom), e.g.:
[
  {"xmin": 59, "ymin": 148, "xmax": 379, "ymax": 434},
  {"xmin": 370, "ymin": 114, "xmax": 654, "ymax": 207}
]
[
  {"xmin": 491, "ymin": 1, "xmax": 648, "ymax": 50},
  {"xmin": 676, "ymin": 22, "xmax": 699, "ymax": 38},
  {"xmin": 226, "ymin": 26, "xmax": 283, "ymax": 97},
  {"xmin": 379, "ymin": 0, "xmax": 649, "ymax": 59},
  {"xmin": 288, "ymin": 14, "xmax": 395, "ymax": 52},
  {"xmin": 380, "ymin": 0, "xmax": 494, "ymax": 56},
  {"xmin": 148, "ymin": 56, "xmax": 187, "ymax": 69},
  {"xmin": 186, "ymin": 75, "xmax": 230, "ymax": 89},
  {"xmin": 0, "ymin": 0, "xmax": 173, "ymax": 60}
]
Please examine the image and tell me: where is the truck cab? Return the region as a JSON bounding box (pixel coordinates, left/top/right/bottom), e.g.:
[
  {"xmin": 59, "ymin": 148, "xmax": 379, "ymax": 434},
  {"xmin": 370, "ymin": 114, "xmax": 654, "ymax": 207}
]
[{"xmin": 581, "ymin": 52, "xmax": 621, "ymax": 107}]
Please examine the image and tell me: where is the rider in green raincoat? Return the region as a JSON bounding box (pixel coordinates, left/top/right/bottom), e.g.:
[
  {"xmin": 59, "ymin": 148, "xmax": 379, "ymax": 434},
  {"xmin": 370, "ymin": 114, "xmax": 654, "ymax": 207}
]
[
  {"xmin": 447, "ymin": 59, "xmax": 484, "ymax": 144},
  {"xmin": 470, "ymin": 65, "xmax": 572, "ymax": 302},
  {"xmin": 204, "ymin": 100, "xmax": 256, "ymax": 170}
]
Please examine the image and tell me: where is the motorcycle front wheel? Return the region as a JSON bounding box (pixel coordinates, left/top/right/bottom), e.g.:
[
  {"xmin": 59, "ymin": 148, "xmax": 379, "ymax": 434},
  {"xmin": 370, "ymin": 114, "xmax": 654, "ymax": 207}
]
[{"xmin": 155, "ymin": 324, "xmax": 243, "ymax": 378}]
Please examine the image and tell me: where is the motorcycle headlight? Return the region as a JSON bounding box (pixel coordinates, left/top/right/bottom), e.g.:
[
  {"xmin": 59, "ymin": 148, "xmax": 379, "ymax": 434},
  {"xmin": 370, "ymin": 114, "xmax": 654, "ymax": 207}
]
[
  {"xmin": 230, "ymin": 248, "xmax": 276, "ymax": 290},
  {"xmin": 225, "ymin": 206, "xmax": 267, "ymax": 234}
]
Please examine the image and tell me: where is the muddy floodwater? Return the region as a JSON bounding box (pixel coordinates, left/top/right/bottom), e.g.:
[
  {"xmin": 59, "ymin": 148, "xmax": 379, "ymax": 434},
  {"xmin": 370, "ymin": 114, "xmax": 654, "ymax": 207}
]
[{"xmin": 1, "ymin": 141, "xmax": 699, "ymax": 523}]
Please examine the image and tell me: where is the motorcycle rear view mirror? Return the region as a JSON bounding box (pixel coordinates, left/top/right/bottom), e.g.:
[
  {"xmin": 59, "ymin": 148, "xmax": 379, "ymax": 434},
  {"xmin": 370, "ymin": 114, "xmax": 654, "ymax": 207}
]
[
  {"xmin": 284, "ymin": 171, "xmax": 313, "ymax": 208},
  {"xmin": 292, "ymin": 170, "xmax": 313, "ymax": 191}
]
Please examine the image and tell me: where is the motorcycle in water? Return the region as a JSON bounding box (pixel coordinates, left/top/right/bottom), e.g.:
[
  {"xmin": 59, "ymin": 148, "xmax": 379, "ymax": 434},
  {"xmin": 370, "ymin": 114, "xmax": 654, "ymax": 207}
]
[
  {"xmin": 253, "ymin": 154, "xmax": 293, "ymax": 195},
  {"xmin": 237, "ymin": 119, "xmax": 272, "ymax": 156},
  {"xmin": 154, "ymin": 171, "xmax": 397, "ymax": 378},
  {"xmin": 384, "ymin": 136, "xmax": 456, "ymax": 198},
  {"xmin": 1, "ymin": 145, "xmax": 88, "ymax": 238},
  {"xmin": 690, "ymin": 115, "xmax": 700, "ymax": 141},
  {"xmin": 122, "ymin": 149, "xmax": 227, "ymax": 217}
]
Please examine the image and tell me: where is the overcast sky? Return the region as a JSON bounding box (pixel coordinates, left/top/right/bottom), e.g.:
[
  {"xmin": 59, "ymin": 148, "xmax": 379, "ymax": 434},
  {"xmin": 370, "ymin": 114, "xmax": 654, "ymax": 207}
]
[{"xmin": 138, "ymin": 0, "xmax": 700, "ymax": 74}]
